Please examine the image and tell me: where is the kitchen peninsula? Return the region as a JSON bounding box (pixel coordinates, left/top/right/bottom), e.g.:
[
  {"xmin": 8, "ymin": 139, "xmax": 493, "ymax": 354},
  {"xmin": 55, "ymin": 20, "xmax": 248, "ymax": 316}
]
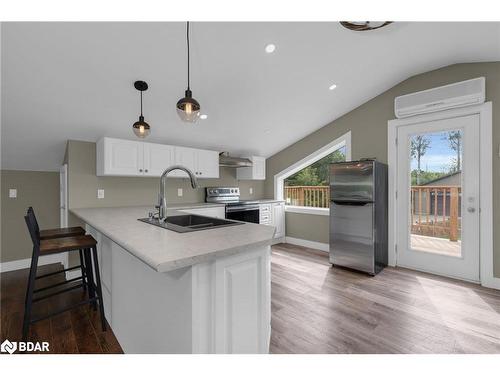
[{"xmin": 71, "ymin": 205, "xmax": 275, "ymax": 354}]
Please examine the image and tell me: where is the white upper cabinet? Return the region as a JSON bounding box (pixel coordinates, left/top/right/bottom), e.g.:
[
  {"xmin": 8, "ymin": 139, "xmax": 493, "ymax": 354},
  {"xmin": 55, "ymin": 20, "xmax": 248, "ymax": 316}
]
[
  {"xmin": 196, "ymin": 149, "xmax": 220, "ymax": 178},
  {"xmin": 236, "ymin": 156, "xmax": 266, "ymax": 180},
  {"xmin": 173, "ymin": 146, "xmax": 197, "ymax": 178},
  {"xmin": 97, "ymin": 138, "xmax": 144, "ymax": 176},
  {"xmin": 143, "ymin": 143, "xmax": 175, "ymax": 177},
  {"xmin": 97, "ymin": 137, "xmax": 219, "ymax": 179}
]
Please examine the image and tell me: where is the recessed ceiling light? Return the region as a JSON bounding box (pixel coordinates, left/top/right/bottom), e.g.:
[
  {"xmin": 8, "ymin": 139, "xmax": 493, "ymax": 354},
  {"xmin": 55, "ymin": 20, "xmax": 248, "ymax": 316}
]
[
  {"xmin": 200, "ymin": 114, "xmax": 208, "ymax": 120},
  {"xmin": 329, "ymin": 84, "xmax": 337, "ymax": 91},
  {"xmin": 265, "ymin": 44, "xmax": 276, "ymax": 53}
]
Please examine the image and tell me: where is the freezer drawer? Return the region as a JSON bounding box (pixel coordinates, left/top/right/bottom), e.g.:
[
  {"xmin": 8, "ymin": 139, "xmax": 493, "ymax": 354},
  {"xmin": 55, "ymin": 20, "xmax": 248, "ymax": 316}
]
[{"xmin": 329, "ymin": 202, "xmax": 375, "ymax": 274}]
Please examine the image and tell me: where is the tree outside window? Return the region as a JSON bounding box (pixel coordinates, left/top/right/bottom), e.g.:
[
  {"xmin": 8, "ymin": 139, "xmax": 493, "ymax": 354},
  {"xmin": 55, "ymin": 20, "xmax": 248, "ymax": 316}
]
[{"xmin": 284, "ymin": 146, "xmax": 346, "ymax": 208}]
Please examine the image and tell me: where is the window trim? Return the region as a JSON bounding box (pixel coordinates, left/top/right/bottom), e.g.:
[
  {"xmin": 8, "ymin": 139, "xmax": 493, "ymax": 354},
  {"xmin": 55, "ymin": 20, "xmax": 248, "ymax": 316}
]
[{"xmin": 274, "ymin": 131, "xmax": 351, "ymax": 216}]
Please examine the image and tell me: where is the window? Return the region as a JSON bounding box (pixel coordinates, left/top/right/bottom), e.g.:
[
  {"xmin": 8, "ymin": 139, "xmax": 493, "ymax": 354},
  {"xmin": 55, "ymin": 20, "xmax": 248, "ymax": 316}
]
[
  {"xmin": 274, "ymin": 131, "xmax": 351, "ymax": 215},
  {"xmin": 284, "ymin": 147, "xmax": 346, "ymax": 208}
]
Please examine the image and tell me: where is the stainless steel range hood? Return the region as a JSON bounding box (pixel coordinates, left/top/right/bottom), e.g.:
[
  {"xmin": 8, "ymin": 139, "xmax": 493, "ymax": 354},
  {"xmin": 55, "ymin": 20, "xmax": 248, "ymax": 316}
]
[{"xmin": 219, "ymin": 153, "xmax": 253, "ymax": 168}]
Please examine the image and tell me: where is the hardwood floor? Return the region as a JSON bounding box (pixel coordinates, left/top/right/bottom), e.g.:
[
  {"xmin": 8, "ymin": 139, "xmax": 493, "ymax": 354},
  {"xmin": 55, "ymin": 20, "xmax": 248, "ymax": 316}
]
[
  {"xmin": 2, "ymin": 244, "xmax": 500, "ymax": 354},
  {"xmin": 270, "ymin": 243, "xmax": 500, "ymax": 354},
  {"xmin": 0, "ymin": 263, "xmax": 122, "ymax": 354}
]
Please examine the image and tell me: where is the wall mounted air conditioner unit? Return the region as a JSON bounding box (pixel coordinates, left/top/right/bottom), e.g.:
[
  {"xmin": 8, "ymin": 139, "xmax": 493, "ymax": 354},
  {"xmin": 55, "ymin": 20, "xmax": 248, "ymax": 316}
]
[{"xmin": 394, "ymin": 77, "xmax": 485, "ymax": 119}]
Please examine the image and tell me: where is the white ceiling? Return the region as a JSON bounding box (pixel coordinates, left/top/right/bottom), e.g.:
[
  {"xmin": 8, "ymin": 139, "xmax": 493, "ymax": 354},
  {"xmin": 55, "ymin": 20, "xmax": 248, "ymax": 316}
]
[{"xmin": 1, "ymin": 22, "xmax": 499, "ymax": 171}]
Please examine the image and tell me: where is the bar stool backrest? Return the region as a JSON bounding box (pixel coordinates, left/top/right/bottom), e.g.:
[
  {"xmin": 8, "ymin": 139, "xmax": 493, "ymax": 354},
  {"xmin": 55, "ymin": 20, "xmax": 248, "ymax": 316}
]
[
  {"xmin": 24, "ymin": 214, "xmax": 40, "ymax": 248},
  {"xmin": 27, "ymin": 207, "xmax": 40, "ymax": 239}
]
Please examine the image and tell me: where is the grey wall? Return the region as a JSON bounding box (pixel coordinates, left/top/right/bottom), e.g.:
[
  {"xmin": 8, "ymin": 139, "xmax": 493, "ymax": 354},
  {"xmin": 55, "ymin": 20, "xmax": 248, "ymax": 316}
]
[
  {"xmin": 265, "ymin": 62, "xmax": 500, "ymax": 277},
  {"xmin": 1, "ymin": 170, "xmax": 60, "ymax": 263}
]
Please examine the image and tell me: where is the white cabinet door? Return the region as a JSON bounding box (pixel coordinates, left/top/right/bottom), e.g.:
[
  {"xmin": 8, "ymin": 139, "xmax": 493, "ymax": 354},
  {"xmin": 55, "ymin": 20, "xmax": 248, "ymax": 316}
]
[
  {"xmin": 98, "ymin": 138, "xmax": 144, "ymax": 176},
  {"xmin": 214, "ymin": 248, "xmax": 270, "ymax": 353},
  {"xmin": 180, "ymin": 206, "xmax": 225, "ymax": 219},
  {"xmin": 253, "ymin": 157, "xmax": 266, "ymax": 180},
  {"xmin": 236, "ymin": 156, "xmax": 266, "ymax": 180},
  {"xmin": 196, "ymin": 149, "xmax": 219, "ymax": 179},
  {"xmin": 173, "ymin": 146, "xmax": 197, "ymax": 177},
  {"xmin": 272, "ymin": 202, "xmax": 285, "ymax": 238},
  {"xmin": 143, "ymin": 143, "xmax": 176, "ymax": 177}
]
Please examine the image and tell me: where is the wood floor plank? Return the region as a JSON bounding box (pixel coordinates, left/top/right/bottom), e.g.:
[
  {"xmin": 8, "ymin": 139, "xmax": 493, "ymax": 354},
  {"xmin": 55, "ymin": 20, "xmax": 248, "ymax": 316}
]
[
  {"xmin": 0, "ymin": 263, "xmax": 122, "ymax": 354},
  {"xmin": 3, "ymin": 244, "xmax": 500, "ymax": 354},
  {"xmin": 269, "ymin": 243, "xmax": 500, "ymax": 354}
]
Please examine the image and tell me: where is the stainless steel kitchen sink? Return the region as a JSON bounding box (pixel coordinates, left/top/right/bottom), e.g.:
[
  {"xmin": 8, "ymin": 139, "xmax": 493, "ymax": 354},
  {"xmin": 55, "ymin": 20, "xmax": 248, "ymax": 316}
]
[{"xmin": 138, "ymin": 214, "xmax": 244, "ymax": 233}]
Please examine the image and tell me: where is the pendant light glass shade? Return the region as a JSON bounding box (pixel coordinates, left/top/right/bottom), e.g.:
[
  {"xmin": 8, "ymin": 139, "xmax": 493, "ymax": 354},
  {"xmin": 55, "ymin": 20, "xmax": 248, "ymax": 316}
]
[
  {"xmin": 132, "ymin": 116, "xmax": 151, "ymax": 138},
  {"xmin": 176, "ymin": 89, "xmax": 200, "ymax": 123},
  {"xmin": 132, "ymin": 80, "xmax": 151, "ymax": 138},
  {"xmin": 177, "ymin": 22, "xmax": 201, "ymax": 123}
]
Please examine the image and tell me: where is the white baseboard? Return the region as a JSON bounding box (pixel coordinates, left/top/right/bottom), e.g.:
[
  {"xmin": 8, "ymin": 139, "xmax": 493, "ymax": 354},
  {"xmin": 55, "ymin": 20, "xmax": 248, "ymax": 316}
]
[
  {"xmin": 0, "ymin": 253, "xmax": 67, "ymax": 273},
  {"xmin": 482, "ymin": 276, "xmax": 500, "ymax": 290},
  {"xmin": 285, "ymin": 236, "xmax": 329, "ymax": 252}
]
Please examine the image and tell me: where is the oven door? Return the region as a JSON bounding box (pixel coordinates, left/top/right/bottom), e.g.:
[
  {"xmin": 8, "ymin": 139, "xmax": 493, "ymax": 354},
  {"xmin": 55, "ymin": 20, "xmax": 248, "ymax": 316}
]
[{"xmin": 225, "ymin": 205, "xmax": 260, "ymax": 223}]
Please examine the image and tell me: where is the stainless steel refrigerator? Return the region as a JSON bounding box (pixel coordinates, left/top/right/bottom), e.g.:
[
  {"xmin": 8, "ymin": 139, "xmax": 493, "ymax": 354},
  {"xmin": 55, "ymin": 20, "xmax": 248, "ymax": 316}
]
[{"xmin": 329, "ymin": 160, "xmax": 388, "ymax": 275}]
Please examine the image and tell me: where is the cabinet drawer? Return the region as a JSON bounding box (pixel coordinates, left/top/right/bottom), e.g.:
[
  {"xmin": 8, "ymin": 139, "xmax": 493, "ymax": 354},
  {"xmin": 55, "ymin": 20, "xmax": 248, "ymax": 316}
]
[{"xmin": 260, "ymin": 204, "xmax": 271, "ymax": 212}]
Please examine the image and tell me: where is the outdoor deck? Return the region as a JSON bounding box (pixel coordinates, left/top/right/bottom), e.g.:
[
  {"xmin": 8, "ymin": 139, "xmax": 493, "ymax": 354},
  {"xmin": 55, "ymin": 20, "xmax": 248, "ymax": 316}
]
[{"xmin": 411, "ymin": 234, "xmax": 461, "ymax": 257}]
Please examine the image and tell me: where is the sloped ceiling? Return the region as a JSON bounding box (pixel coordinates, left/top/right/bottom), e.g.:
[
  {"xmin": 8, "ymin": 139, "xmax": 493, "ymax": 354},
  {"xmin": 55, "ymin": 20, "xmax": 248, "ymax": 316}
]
[{"xmin": 1, "ymin": 22, "xmax": 499, "ymax": 171}]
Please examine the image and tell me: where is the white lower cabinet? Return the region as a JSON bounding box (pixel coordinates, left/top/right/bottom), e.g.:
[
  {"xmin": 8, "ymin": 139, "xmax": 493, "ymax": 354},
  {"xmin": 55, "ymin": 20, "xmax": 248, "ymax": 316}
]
[
  {"xmin": 193, "ymin": 247, "xmax": 271, "ymax": 354},
  {"xmin": 259, "ymin": 202, "xmax": 285, "ymax": 241},
  {"xmin": 85, "ymin": 224, "xmax": 270, "ymax": 354},
  {"xmin": 272, "ymin": 202, "xmax": 285, "ymax": 239}
]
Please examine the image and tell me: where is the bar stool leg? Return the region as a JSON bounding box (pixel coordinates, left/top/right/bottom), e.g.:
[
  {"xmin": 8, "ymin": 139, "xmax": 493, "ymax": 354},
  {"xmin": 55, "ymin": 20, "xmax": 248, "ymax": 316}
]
[
  {"xmin": 23, "ymin": 247, "xmax": 39, "ymax": 340},
  {"xmin": 83, "ymin": 248, "xmax": 97, "ymax": 310},
  {"xmin": 79, "ymin": 249, "xmax": 87, "ymax": 292},
  {"xmin": 90, "ymin": 245, "xmax": 107, "ymax": 332}
]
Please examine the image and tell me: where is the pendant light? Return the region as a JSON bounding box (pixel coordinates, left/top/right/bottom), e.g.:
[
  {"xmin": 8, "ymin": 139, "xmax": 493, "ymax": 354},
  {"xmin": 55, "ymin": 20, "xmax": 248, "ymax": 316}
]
[
  {"xmin": 132, "ymin": 80, "xmax": 151, "ymax": 138},
  {"xmin": 176, "ymin": 21, "xmax": 201, "ymax": 123}
]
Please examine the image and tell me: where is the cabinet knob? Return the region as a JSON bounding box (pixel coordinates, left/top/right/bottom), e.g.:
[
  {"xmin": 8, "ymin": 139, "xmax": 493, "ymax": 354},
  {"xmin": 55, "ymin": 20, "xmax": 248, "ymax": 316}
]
[
  {"xmin": 139, "ymin": 169, "xmax": 143, "ymax": 172},
  {"xmin": 145, "ymin": 169, "xmax": 148, "ymax": 173}
]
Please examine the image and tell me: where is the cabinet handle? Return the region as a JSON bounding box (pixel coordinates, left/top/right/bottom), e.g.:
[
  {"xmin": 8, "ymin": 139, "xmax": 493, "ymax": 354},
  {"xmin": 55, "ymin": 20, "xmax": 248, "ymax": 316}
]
[
  {"xmin": 145, "ymin": 169, "xmax": 148, "ymax": 173},
  {"xmin": 139, "ymin": 169, "xmax": 143, "ymax": 172}
]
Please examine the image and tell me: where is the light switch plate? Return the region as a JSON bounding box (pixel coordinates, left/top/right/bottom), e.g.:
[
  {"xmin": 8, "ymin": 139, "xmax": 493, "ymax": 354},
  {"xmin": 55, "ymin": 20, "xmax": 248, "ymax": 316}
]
[
  {"xmin": 9, "ymin": 189, "xmax": 17, "ymax": 198},
  {"xmin": 97, "ymin": 189, "xmax": 105, "ymax": 199},
  {"xmin": 177, "ymin": 188, "xmax": 183, "ymax": 197},
  {"xmin": 249, "ymin": 187, "xmax": 253, "ymax": 195}
]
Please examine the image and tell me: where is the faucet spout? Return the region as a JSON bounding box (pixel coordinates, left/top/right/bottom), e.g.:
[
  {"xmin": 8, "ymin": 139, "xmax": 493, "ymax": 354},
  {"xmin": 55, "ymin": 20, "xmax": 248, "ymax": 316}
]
[{"xmin": 158, "ymin": 165, "xmax": 198, "ymax": 222}]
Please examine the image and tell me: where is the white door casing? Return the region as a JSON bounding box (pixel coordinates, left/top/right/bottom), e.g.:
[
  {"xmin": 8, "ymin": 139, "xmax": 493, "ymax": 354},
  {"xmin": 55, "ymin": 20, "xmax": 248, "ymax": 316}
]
[
  {"xmin": 396, "ymin": 115, "xmax": 479, "ymax": 281},
  {"xmin": 59, "ymin": 164, "xmax": 68, "ymax": 227},
  {"xmin": 388, "ymin": 102, "xmax": 496, "ymax": 288}
]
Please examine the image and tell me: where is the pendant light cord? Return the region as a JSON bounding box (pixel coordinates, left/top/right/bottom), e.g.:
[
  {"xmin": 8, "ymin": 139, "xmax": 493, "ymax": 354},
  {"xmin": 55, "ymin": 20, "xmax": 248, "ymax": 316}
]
[
  {"xmin": 140, "ymin": 91, "xmax": 143, "ymax": 116},
  {"xmin": 187, "ymin": 21, "xmax": 190, "ymax": 90}
]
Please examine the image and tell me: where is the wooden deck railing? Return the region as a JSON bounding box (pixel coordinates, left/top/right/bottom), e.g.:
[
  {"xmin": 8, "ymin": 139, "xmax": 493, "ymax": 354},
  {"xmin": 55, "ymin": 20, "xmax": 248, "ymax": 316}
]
[
  {"xmin": 284, "ymin": 186, "xmax": 330, "ymax": 208},
  {"xmin": 411, "ymin": 185, "xmax": 461, "ymax": 241},
  {"xmin": 284, "ymin": 185, "xmax": 462, "ymax": 241}
]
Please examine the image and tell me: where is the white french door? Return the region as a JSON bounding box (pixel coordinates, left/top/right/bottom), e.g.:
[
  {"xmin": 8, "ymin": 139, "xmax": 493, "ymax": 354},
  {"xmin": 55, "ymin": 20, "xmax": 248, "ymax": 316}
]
[{"xmin": 396, "ymin": 114, "xmax": 480, "ymax": 282}]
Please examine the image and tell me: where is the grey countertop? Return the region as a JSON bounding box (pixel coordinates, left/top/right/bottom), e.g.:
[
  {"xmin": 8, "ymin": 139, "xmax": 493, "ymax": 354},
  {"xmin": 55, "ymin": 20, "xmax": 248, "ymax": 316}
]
[{"xmin": 71, "ymin": 206, "xmax": 275, "ymax": 273}]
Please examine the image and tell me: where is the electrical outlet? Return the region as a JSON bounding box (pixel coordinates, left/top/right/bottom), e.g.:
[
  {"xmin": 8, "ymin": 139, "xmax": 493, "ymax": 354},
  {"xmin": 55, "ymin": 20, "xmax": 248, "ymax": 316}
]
[
  {"xmin": 9, "ymin": 189, "xmax": 17, "ymax": 198},
  {"xmin": 97, "ymin": 189, "xmax": 105, "ymax": 199},
  {"xmin": 177, "ymin": 188, "xmax": 183, "ymax": 197},
  {"xmin": 249, "ymin": 187, "xmax": 253, "ymax": 195}
]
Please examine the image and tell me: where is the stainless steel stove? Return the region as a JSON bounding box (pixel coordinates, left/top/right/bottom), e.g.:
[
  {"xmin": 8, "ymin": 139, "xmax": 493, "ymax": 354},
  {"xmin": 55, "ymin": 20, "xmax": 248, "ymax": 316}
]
[{"xmin": 206, "ymin": 187, "xmax": 260, "ymax": 223}]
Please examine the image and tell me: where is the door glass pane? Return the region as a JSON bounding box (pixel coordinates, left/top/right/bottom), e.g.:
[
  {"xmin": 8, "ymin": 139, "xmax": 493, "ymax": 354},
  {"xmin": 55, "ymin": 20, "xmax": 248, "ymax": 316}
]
[{"xmin": 408, "ymin": 130, "xmax": 462, "ymax": 257}]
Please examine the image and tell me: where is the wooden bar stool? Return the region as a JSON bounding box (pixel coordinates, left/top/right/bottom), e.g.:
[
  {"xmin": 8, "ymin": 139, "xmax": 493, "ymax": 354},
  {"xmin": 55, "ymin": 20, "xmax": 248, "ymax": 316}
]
[
  {"xmin": 27, "ymin": 207, "xmax": 88, "ymax": 289},
  {"xmin": 23, "ymin": 211, "xmax": 106, "ymax": 340}
]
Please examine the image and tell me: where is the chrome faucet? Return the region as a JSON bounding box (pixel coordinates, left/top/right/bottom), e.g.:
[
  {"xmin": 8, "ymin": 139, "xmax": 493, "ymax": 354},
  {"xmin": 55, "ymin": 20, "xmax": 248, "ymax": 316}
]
[{"xmin": 157, "ymin": 165, "xmax": 198, "ymax": 222}]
